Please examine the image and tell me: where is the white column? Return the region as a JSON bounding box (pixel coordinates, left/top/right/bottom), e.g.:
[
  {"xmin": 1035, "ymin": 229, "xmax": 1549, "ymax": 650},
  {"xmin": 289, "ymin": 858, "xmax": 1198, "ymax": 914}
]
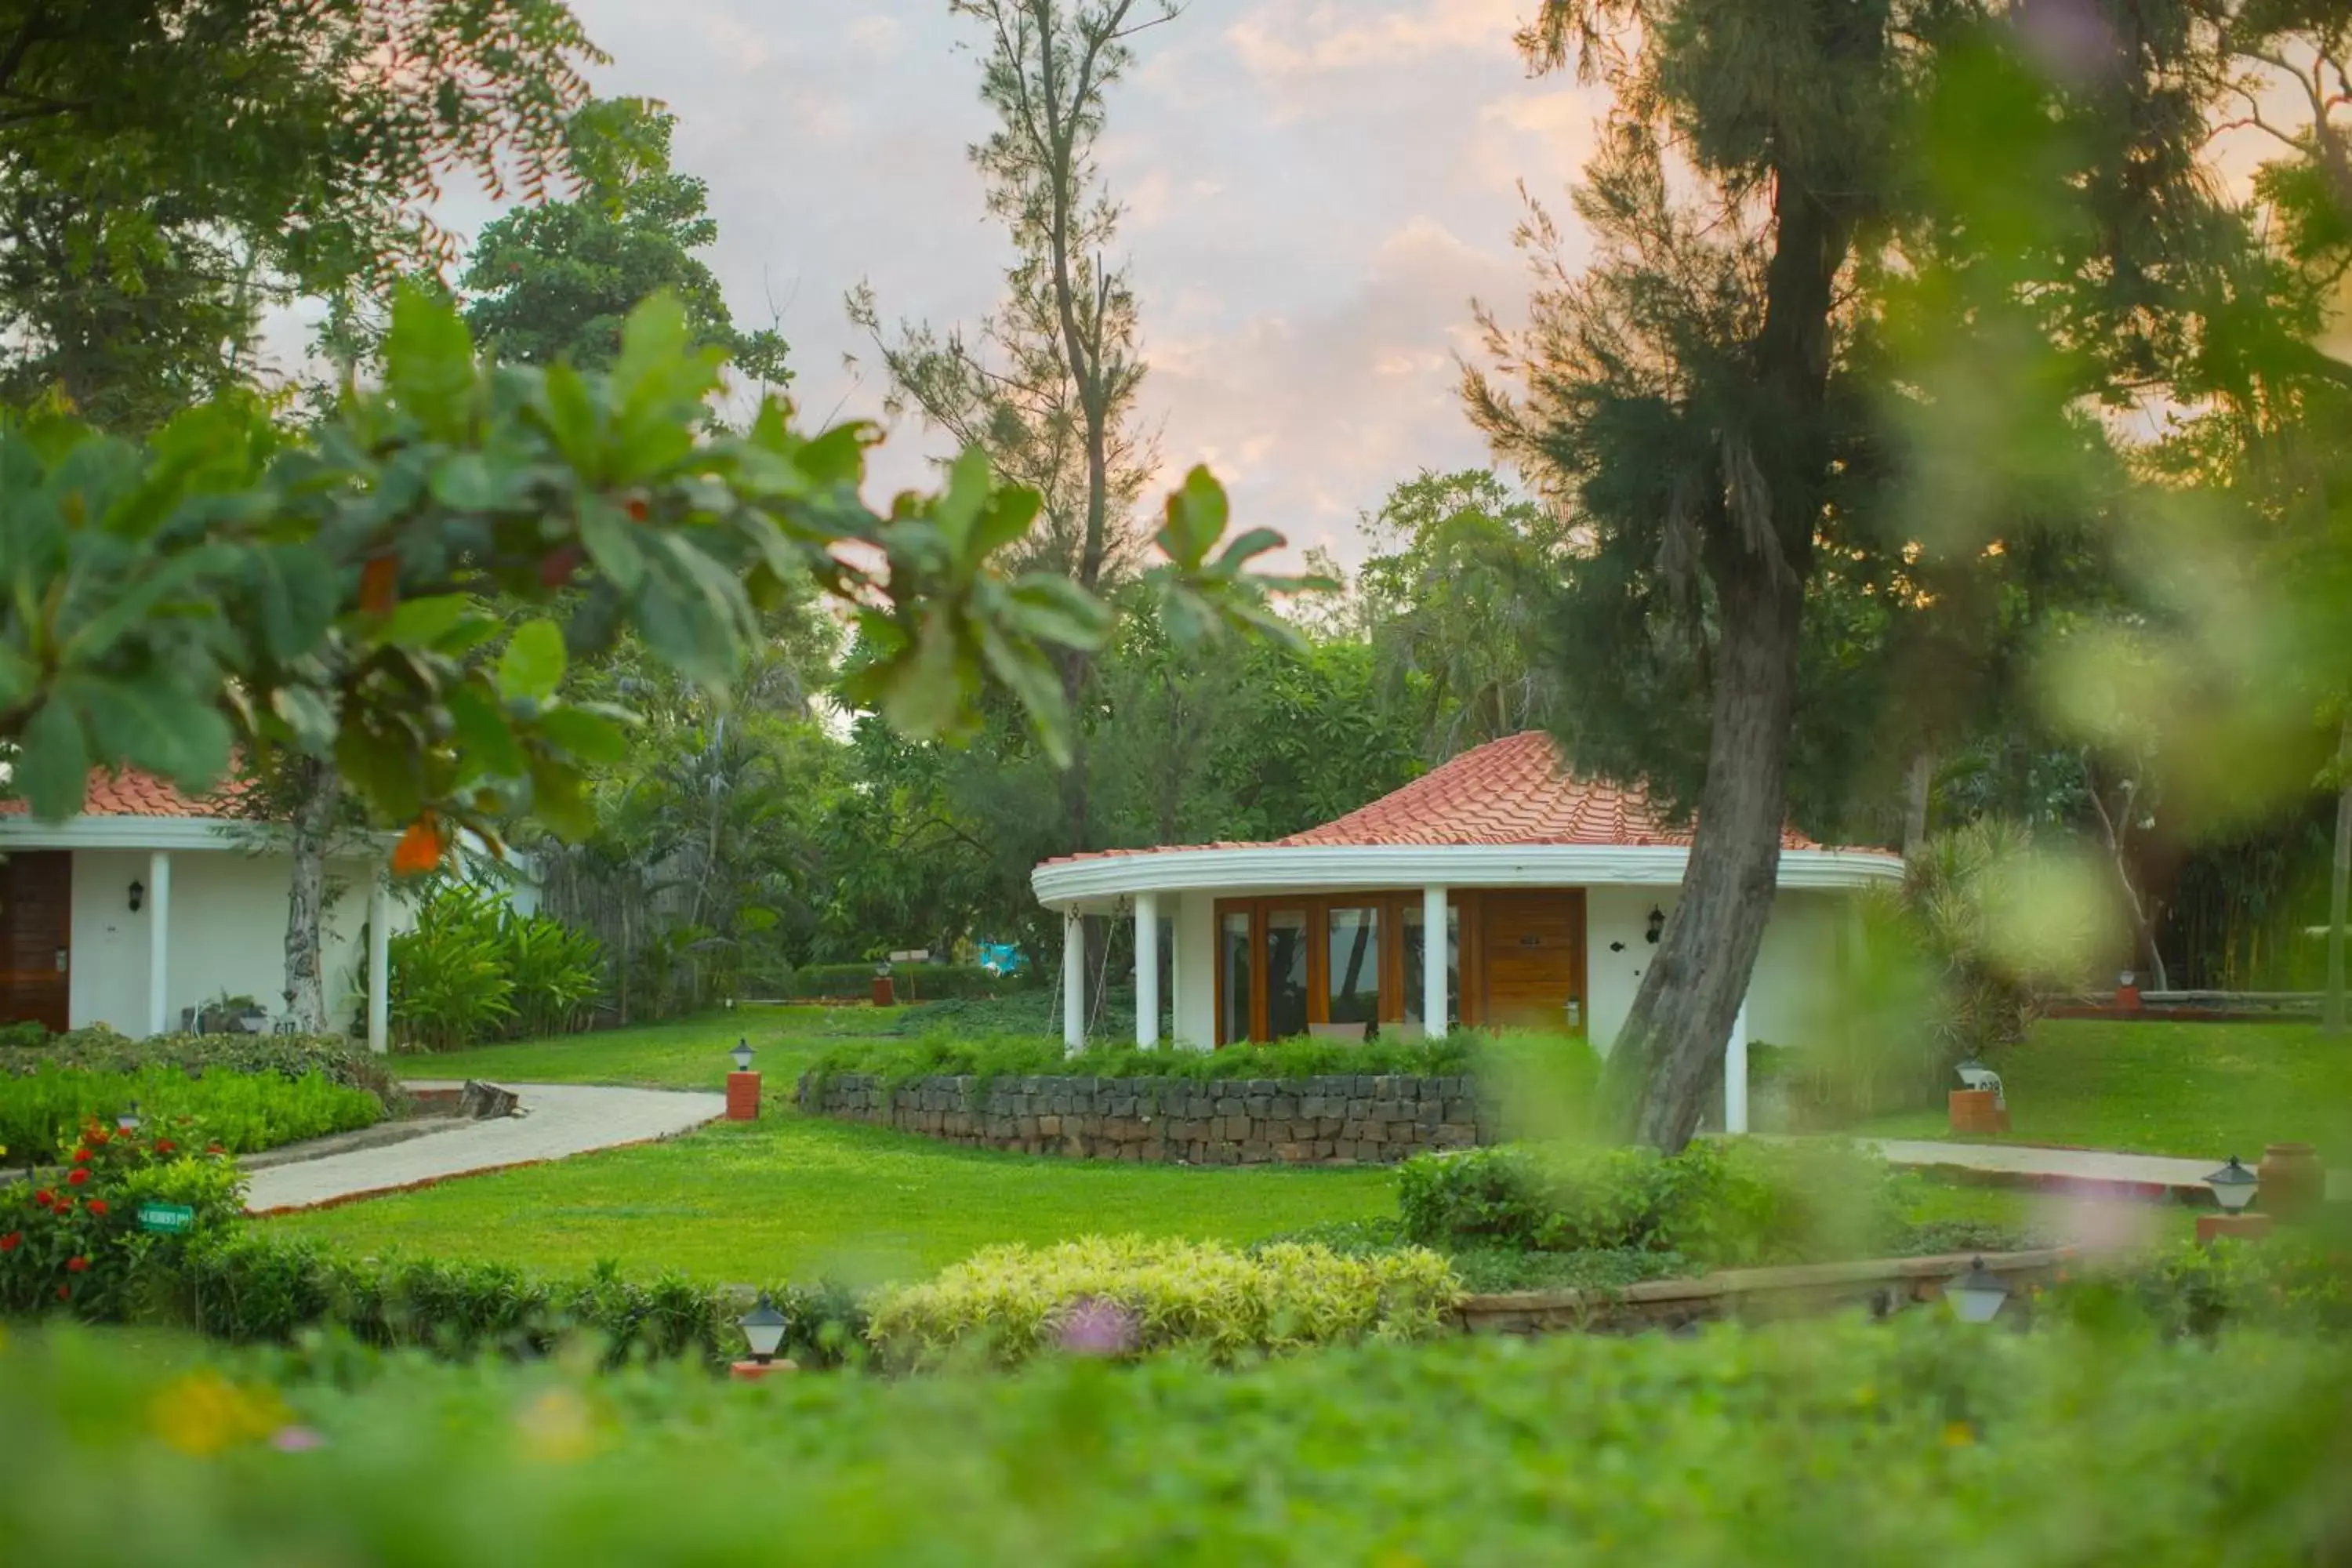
[
  {"xmin": 1062, "ymin": 909, "xmax": 1086, "ymax": 1054},
  {"xmin": 1134, "ymin": 891, "xmax": 1161, "ymax": 1047},
  {"xmin": 367, "ymin": 878, "xmax": 391, "ymax": 1055},
  {"xmin": 145, "ymin": 851, "xmax": 171, "ymax": 1037},
  {"xmin": 1724, "ymin": 993, "xmax": 1750, "ymax": 1134},
  {"xmin": 1421, "ymin": 885, "xmax": 1448, "ymax": 1036}
]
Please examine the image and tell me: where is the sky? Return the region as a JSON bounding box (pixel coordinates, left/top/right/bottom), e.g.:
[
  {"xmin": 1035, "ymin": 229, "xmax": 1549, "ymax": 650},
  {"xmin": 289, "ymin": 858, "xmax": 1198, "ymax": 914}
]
[{"xmin": 507, "ymin": 0, "xmax": 1606, "ymax": 569}]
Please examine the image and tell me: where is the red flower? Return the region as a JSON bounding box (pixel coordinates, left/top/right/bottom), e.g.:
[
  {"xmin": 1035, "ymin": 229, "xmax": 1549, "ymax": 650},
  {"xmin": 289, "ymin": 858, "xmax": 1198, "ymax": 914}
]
[
  {"xmin": 71, "ymin": 1148, "xmax": 91, "ymax": 1163},
  {"xmin": 89, "ymin": 1128, "xmax": 108, "ymax": 1145},
  {"xmin": 85, "ymin": 1200, "xmax": 108, "ymax": 1218},
  {"xmin": 153, "ymin": 1139, "xmax": 176, "ymax": 1155},
  {"xmin": 205, "ymin": 1143, "xmax": 225, "ymax": 1156},
  {"xmin": 31, "ymin": 1189, "xmax": 53, "ymax": 1209},
  {"xmin": 65, "ymin": 1167, "xmax": 89, "ymax": 1186},
  {"xmin": 0, "ymin": 1232, "xmax": 20, "ymax": 1252},
  {"xmin": 64, "ymin": 1256, "xmax": 87, "ymax": 1273},
  {"xmin": 54, "ymin": 1284, "xmax": 69, "ymax": 1301}
]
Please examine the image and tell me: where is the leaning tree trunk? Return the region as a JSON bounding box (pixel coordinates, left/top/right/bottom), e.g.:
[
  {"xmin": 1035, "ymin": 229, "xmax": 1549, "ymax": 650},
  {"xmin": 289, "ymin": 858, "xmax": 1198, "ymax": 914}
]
[
  {"xmin": 1902, "ymin": 747, "xmax": 1934, "ymax": 856},
  {"xmin": 281, "ymin": 755, "xmax": 339, "ymax": 1031},
  {"xmin": 1603, "ymin": 567, "xmax": 1806, "ymax": 1152}
]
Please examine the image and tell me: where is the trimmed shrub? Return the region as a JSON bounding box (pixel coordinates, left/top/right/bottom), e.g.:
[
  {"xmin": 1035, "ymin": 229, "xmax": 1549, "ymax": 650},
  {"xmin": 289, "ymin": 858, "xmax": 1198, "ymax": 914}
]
[
  {"xmin": 0, "ymin": 1064, "xmax": 383, "ymax": 1165},
  {"xmin": 0, "ymin": 1027, "xmax": 394, "ymax": 1097},
  {"xmin": 1397, "ymin": 1139, "xmax": 1907, "ymax": 1269},
  {"xmin": 792, "ymin": 961, "xmax": 1040, "ymax": 1002},
  {"xmin": 807, "ymin": 1029, "xmax": 1497, "ymax": 1090},
  {"xmin": 866, "ymin": 1235, "xmax": 1462, "ymax": 1369}
]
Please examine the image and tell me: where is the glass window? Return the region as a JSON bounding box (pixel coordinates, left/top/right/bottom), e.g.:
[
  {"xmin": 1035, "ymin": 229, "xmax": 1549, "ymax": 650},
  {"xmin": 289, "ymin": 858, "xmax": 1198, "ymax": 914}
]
[
  {"xmin": 1401, "ymin": 902, "xmax": 1461, "ymax": 1029},
  {"xmin": 1218, "ymin": 910, "xmax": 1253, "ymax": 1045},
  {"xmin": 1327, "ymin": 906, "xmax": 1381, "ymax": 1026},
  {"xmin": 1265, "ymin": 909, "xmax": 1310, "ymax": 1040}
]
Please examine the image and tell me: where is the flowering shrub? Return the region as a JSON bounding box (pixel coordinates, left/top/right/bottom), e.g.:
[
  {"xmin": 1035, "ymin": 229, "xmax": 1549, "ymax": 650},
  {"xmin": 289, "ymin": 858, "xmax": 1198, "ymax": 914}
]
[
  {"xmin": 0, "ymin": 1064, "xmax": 383, "ymax": 1165},
  {"xmin": 866, "ymin": 1235, "xmax": 1463, "ymax": 1370},
  {"xmin": 0, "ymin": 1112, "xmax": 245, "ymax": 1319}
]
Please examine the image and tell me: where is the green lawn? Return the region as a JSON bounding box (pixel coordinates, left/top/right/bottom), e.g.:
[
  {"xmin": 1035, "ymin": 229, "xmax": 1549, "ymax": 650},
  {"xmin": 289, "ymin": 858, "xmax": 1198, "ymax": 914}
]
[
  {"xmin": 267, "ymin": 1012, "xmax": 1396, "ymax": 1283},
  {"xmin": 1850, "ymin": 1018, "xmax": 2352, "ymax": 1161}
]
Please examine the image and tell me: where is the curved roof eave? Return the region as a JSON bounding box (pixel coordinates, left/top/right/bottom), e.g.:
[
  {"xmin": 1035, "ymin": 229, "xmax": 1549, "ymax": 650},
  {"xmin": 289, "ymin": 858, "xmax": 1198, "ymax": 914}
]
[{"xmin": 1031, "ymin": 841, "xmax": 1903, "ymax": 911}]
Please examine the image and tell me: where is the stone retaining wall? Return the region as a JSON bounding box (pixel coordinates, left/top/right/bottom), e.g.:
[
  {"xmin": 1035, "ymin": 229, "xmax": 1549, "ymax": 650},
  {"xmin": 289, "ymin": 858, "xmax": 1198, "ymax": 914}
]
[{"xmin": 797, "ymin": 1071, "xmax": 1494, "ymax": 1165}]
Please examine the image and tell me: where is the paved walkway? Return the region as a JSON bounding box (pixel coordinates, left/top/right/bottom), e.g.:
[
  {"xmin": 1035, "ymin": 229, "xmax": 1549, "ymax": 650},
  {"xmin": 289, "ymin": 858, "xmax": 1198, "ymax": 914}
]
[
  {"xmin": 244, "ymin": 1082, "xmax": 726, "ymax": 1214},
  {"xmin": 1869, "ymin": 1138, "xmax": 2224, "ymax": 1200}
]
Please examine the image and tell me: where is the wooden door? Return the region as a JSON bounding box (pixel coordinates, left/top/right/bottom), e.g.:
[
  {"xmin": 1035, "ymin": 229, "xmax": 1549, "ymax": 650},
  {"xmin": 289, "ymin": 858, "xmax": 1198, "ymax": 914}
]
[
  {"xmin": 1479, "ymin": 891, "xmax": 1586, "ymax": 1034},
  {"xmin": 0, "ymin": 851, "xmax": 71, "ymax": 1033}
]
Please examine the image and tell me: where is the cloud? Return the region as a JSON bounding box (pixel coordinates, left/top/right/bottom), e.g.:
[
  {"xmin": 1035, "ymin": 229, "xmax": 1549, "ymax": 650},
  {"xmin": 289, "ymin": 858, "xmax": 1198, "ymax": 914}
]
[{"xmin": 1226, "ymin": 0, "xmax": 1528, "ymax": 81}]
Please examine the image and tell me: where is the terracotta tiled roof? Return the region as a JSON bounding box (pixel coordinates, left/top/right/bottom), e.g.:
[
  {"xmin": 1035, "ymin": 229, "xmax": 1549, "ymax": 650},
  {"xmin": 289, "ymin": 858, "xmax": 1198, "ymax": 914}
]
[
  {"xmin": 1040, "ymin": 732, "xmax": 1866, "ymax": 864},
  {"xmin": 0, "ymin": 768, "xmax": 249, "ymax": 819}
]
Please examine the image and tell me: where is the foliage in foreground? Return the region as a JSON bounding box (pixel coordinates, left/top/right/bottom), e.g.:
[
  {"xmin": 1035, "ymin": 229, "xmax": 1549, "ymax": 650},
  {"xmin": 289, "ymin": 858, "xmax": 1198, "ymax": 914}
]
[
  {"xmin": 0, "ymin": 1065, "xmax": 383, "ymax": 1167},
  {"xmin": 865, "ymin": 1236, "xmax": 1461, "ymax": 1370},
  {"xmin": 1399, "ymin": 1139, "xmax": 1912, "ymax": 1270},
  {"xmin": 4, "ymin": 1313, "xmax": 2349, "ymax": 1566}
]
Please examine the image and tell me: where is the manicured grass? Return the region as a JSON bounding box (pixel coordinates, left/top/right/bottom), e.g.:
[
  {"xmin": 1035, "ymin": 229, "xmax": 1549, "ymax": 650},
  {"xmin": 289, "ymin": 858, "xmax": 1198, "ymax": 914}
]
[
  {"xmin": 397, "ymin": 1007, "xmax": 887, "ymax": 1091},
  {"xmin": 1849, "ymin": 1019, "xmax": 2352, "ymax": 1160},
  {"xmin": 262, "ymin": 1108, "xmax": 1398, "ymax": 1283}
]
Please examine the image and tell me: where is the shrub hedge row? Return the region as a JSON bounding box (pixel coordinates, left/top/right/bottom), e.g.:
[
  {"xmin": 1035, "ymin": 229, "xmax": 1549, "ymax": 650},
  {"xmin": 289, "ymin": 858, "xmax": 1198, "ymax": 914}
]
[
  {"xmin": 0, "ymin": 1027, "xmax": 400, "ymax": 1099},
  {"xmin": 790, "ymin": 962, "xmax": 1042, "ymax": 1001},
  {"xmin": 0, "ymin": 1064, "xmax": 383, "ymax": 1165}
]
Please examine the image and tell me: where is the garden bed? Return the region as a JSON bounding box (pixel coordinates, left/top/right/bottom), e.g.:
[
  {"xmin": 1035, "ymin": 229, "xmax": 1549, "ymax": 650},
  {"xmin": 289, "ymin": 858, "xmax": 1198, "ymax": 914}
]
[{"xmin": 800, "ymin": 1070, "xmax": 1494, "ymax": 1165}]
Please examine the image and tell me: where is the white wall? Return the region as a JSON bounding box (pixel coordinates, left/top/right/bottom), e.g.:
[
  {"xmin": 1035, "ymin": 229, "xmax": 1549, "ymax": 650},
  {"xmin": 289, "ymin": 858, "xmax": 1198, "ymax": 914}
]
[
  {"xmin": 1583, "ymin": 885, "xmax": 1846, "ymax": 1055},
  {"xmin": 68, "ymin": 849, "xmax": 417, "ymax": 1037},
  {"xmin": 1171, "ymin": 890, "xmax": 1216, "ymax": 1051}
]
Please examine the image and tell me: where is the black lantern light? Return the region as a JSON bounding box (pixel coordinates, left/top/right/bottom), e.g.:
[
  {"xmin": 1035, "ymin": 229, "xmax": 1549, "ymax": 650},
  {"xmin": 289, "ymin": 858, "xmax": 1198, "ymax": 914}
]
[
  {"xmin": 117, "ymin": 1099, "xmax": 141, "ymax": 1135},
  {"xmin": 739, "ymin": 1294, "xmax": 788, "ymax": 1364},
  {"xmin": 2205, "ymin": 1156, "xmax": 2259, "ymax": 1213},
  {"xmin": 127, "ymin": 880, "xmax": 144, "ymax": 913},
  {"xmin": 1947, "ymin": 1255, "xmax": 2009, "ymax": 1323},
  {"xmin": 1646, "ymin": 907, "xmax": 1665, "ymax": 945},
  {"xmin": 730, "ymin": 1039, "xmax": 755, "ymax": 1073}
]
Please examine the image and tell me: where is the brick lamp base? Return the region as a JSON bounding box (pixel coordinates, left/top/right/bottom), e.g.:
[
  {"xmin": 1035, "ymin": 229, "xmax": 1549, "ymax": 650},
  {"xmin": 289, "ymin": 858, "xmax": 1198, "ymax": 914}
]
[
  {"xmin": 725, "ymin": 1071, "xmax": 762, "ymax": 1121},
  {"xmin": 2197, "ymin": 1212, "xmax": 2272, "ymax": 1245}
]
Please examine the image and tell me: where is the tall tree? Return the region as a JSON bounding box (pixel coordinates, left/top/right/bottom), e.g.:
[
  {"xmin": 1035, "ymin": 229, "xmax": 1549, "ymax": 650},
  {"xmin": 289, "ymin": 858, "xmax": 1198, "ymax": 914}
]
[
  {"xmin": 1468, "ymin": 1, "xmax": 2232, "ymax": 1147},
  {"xmin": 460, "ymin": 98, "xmax": 790, "ymax": 392},
  {"xmin": 850, "ymin": 0, "xmax": 1175, "ymax": 862}
]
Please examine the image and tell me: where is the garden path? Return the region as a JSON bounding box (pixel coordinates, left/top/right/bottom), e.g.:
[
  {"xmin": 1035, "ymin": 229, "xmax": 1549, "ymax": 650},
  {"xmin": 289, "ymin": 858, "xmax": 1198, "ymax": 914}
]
[
  {"xmin": 243, "ymin": 1082, "xmax": 726, "ymax": 1214},
  {"xmin": 1869, "ymin": 1138, "xmax": 2230, "ymax": 1200}
]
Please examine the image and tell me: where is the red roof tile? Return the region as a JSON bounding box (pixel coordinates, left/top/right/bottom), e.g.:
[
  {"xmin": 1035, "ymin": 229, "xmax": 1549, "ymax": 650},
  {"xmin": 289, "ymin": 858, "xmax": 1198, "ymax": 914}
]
[
  {"xmin": 1041, "ymin": 732, "xmax": 1872, "ymax": 864},
  {"xmin": 0, "ymin": 768, "xmax": 249, "ymax": 819}
]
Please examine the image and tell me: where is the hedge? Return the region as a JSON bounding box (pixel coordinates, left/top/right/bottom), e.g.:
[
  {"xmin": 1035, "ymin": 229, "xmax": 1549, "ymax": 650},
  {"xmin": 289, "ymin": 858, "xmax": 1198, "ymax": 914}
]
[
  {"xmin": 806, "ymin": 1030, "xmax": 1510, "ymax": 1090},
  {"xmin": 0, "ymin": 1026, "xmax": 400, "ymax": 1099},
  {"xmin": 866, "ymin": 1236, "xmax": 1462, "ymax": 1369},
  {"xmin": 0, "ymin": 1064, "xmax": 383, "ymax": 1165},
  {"xmin": 4, "ymin": 1312, "xmax": 2348, "ymax": 1564},
  {"xmin": 1397, "ymin": 1138, "xmax": 1913, "ymax": 1270},
  {"xmin": 789, "ymin": 962, "xmax": 1040, "ymax": 1001}
]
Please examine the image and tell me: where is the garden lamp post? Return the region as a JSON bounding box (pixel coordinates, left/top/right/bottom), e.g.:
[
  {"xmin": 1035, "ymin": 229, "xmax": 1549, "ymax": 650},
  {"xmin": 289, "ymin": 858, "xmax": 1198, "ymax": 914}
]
[
  {"xmin": 731, "ymin": 1294, "xmax": 794, "ymax": 1381},
  {"xmin": 117, "ymin": 1100, "xmax": 141, "ymax": 1135},
  {"xmin": 1947, "ymin": 1256, "xmax": 2009, "ymax": 1324},
  {"xmin": 725, "ymin": 1039, "xmax": 760, "ymax": 1123},
  {"xmin": 2197, "ymin": 1156, "xmax": 2270, "ymax": 1244}
]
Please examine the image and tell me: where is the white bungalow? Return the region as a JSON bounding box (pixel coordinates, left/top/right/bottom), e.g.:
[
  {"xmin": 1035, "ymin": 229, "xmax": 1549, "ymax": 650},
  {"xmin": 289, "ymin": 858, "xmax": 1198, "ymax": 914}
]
[
  {"xmin": 0, "ymin": 771, "xmax": 412, "ymax": 1049},
  {"xmin": 1030, "ymin": 731, "xmax": 1904, "ymax": 1131}
]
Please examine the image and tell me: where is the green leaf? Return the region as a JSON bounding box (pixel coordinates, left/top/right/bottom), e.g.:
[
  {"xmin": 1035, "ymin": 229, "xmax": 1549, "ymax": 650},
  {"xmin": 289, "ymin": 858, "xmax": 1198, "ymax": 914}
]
[
  {"xmin": 535, "ymin": 706, "xmax": 631, "ymax": 765},
  {"xmin": 1004, "ymin": 575, "xmax": 1114, "ymax": 651},
  {"xmin": 245, "ymin": 543, "xmax": 338, "ymax": 662},
  {"xmin": 527, "ymin": 754, "xmax": 597, "ymax": 841},
  {"xmin": 935, "ymin": 447, "xmax": 993, "ymax": 560},
  {"xmin": 1156, "ymin": 467, "xmax": 1230, "ymax": 568},
  {"xmin": 75, "ymin": 673, "xmax": 233, "ymax": 789},
  {"xmin": 269, "ymin": 686, "xmax": 338, "ymax": 753},
  {"xmin": 428, "ymin": 452, "xmax": 516, "ymax": 513},
  {"xmin": 383, "ymin": 287, "xmax": 477, "ymax": 443},
  {"xmin": 496, "ymin": 620, "xmax": 567, "ymax": 702},
  {"xmin": 376, "ymin": 594, "xmax": 474, "ymax": 650},
  {"xmin": 445, "ymin": 684, "xmax": 529, "ymax": 782},
  {"xmin": 577, "ymin": 495, "xmax": 645, "ymax": 592},
  {"xmin": 878, "ymin": 609, "xmax": 971, "ymax": 741},
  {"xmin": 539, "ymin": 363, "xmax": 604, "ymax": 473},
  {"xmin": 978, "ymin": 624, "xmax": 1073, "ymax": 768},
  {"xmin": 16, "ymin": 698, "xmax": 89, "ymax": 820}
]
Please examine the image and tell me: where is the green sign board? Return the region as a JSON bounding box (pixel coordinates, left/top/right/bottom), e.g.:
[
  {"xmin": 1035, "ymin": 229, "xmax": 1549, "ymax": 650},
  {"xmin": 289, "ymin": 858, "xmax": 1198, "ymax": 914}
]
[{"xmin": 135, "ymin": 1202, "xmax": 196, "ymax": 1236}]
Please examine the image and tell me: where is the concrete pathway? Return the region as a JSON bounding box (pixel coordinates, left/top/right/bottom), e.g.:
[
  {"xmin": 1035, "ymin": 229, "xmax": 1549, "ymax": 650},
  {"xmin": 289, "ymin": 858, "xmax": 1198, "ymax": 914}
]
[
  {"xmin": 244, "ymin": 1082, "xmax": 726, "ymax": 1214},
  {"xmin": 1869, "ymin": 1138, "xmax": 2226, "ymax": 1200}
]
